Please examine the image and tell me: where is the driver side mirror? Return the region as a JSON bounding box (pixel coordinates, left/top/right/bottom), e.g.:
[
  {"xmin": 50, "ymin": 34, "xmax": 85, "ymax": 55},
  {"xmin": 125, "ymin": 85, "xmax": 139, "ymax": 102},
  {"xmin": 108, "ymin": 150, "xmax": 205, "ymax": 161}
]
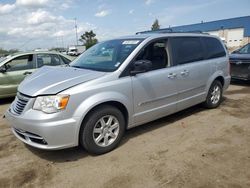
[
  {"xmin": 130, "ymin": 60, "xmax": 152, "ymax": 76},
  {"xmin": 0, "ymin": 66, "xmax": 7, "ymax": 73}
]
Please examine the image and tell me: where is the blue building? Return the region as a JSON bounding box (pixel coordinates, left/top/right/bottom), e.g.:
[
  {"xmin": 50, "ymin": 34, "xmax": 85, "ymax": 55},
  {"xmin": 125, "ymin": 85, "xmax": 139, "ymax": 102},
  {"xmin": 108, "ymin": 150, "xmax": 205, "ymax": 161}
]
[{"xmin": 139, "ymin": 16, "xmax": 250, "ymax": 49}]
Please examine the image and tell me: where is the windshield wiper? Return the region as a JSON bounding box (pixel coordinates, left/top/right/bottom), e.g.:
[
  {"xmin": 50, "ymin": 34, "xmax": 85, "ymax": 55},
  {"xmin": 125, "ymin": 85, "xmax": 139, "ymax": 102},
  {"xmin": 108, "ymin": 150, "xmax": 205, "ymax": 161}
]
[{"xmin": 71, "ymin": 65, "xmax": 83, "ymax": 69}]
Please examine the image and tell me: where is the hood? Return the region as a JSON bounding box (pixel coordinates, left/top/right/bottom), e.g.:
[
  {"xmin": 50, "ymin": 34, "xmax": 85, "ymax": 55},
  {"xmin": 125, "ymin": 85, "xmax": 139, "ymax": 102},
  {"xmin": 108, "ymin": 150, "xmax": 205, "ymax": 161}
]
[
  {"xmin": 229, "ymin": 53, "xmax": 250, "ymax": 60},
  {"xmin": 18, "ymin": 66, "xmax": 106, "ymax": 96}
]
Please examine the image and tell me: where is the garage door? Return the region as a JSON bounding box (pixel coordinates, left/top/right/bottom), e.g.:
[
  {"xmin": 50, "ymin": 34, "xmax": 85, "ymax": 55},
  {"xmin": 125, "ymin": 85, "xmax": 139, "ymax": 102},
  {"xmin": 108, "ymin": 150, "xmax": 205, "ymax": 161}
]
[{"xmin": 227, "ymin": 28, "xmax": 244, "ymax": 47}]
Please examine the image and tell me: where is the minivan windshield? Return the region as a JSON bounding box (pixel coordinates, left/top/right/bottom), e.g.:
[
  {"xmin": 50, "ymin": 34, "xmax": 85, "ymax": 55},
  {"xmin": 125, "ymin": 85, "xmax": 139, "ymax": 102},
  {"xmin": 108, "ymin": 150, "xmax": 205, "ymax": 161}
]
[{"xmin": 70, "ymin": 39, "xmax": 142, "ymax": 72}]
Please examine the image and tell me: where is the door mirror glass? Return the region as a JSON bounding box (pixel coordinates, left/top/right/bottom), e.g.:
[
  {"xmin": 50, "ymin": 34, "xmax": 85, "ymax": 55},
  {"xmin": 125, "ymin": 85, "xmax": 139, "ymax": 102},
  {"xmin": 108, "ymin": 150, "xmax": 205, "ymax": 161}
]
[
  {"xmin": 130, "ymin": 60, "xmax": 152, "ymax": 76},
  {"xmin": 0, "ymin": 65, "xmax": 7, "ymax": 73}
]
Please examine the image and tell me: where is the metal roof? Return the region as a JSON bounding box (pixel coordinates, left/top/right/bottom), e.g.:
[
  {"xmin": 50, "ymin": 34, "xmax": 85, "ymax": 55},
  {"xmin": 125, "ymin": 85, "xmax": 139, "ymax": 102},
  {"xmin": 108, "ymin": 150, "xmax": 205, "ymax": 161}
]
[{"xmin": 139, "ymin": 16, "xmax": 250, "ymax": 37}]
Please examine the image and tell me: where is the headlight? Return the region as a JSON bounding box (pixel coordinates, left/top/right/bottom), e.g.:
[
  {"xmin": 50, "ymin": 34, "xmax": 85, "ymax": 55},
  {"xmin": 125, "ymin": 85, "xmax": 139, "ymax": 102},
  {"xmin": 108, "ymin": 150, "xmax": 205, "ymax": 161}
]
[{"xmin": 33, "ymin": 95, "xmax": 70, "ymax": 113}]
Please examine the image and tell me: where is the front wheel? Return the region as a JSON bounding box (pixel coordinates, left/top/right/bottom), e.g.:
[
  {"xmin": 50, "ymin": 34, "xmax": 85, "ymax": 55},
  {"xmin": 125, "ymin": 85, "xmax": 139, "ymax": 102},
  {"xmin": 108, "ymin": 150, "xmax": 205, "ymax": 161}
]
[
  {"xmin": 80, "ymin": 105, "xmax": 125, "ymax": 155},
  {"xmin": 204, "ymin": 80, "xmax": 223, "ymax": 109}
]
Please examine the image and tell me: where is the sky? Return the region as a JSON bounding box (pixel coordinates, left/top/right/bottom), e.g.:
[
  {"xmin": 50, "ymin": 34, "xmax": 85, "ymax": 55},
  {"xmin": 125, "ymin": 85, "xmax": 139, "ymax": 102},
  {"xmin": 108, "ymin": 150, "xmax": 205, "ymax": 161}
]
[{"xmin": 0, "ymin": 0, "xmax": 250, "ymax": 51}]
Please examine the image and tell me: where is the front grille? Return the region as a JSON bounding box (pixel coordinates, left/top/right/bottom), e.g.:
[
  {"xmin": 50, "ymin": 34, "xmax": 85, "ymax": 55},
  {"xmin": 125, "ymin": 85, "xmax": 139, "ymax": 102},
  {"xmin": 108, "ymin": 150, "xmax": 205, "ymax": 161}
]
[
  {"xmin": 14, "ymin": 128, "xmax": 48, "ymax": 145},
  {"xmin": 12, "ymin": 93, "xmax": 30, "ymax": 115}
]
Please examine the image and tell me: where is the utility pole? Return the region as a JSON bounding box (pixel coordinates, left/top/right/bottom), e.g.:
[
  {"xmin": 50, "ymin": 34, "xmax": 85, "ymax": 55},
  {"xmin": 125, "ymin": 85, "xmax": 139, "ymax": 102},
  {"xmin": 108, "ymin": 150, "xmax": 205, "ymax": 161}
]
[
  {"xmin": 61, "ymin": 36, "xmax": 64, "ymax": 49},
  {"xmin": 74, "ymin": 18, "xmax": 78, "ymax": 46}
]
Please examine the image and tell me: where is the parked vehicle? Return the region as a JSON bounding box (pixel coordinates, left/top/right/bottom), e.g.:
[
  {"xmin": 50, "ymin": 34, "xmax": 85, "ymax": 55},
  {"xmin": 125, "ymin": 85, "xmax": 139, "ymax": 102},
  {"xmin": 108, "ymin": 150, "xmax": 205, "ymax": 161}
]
[
  {"xmin": 230, "ymin": 43, "xmax": 250, "ymax": 80},
  {"xmin": 5, "ymin": 33, "xmax": 230, "ymax": 154},
  {"xmin": 0, "ymin": 51, "xmax": 72, "ymax": 99},
  {"xmin": 68, "ymin": 45, "xmax": 86, "ymax": 56}
]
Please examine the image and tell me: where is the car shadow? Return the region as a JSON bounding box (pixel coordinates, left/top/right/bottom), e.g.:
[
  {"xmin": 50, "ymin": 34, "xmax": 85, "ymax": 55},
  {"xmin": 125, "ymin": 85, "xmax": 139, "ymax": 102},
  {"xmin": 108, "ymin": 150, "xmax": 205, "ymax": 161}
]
[
  {"xmin": 27, "ymin": 102, "xmax": 210, "ymax": 163},
  {"xmin": 26, "ymin": 145, "xmax": 89, "ymax": 163},
  {"xmin": 120, "ymin": 102, "xmax": 213, "ymax": 147},
  {"xmin": 0, "ymin": 97, "xmax": 15, "ymax": 105},
  {"xmin": 230, "ymin": 79, "xmax": 250, "ymax": 86}
]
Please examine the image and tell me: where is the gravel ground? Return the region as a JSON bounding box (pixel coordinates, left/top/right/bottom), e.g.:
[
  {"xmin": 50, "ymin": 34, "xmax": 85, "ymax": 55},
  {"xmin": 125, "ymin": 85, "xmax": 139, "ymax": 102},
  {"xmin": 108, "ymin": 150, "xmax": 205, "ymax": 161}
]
[{"xmin": 0, "ymin": 83, "xmax": 250, "ymax": 188}]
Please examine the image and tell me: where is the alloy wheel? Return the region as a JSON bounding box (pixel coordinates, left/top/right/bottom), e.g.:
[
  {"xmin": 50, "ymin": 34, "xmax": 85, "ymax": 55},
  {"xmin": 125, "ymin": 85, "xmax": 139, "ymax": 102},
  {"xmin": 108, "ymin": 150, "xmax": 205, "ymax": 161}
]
[{"xmin": 92, "ymin": 115, "xmax": 120, "ymax": 147}]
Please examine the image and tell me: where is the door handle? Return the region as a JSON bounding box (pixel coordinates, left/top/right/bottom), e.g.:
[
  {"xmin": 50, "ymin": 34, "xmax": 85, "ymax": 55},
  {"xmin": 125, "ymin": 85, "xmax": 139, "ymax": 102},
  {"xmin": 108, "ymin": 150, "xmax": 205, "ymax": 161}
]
[
  {"xmin": 168, "ymin": 73, "xmax": 177, "ymax": 79},
  {"xmin": 180, "ymin": 70, "xmax": 189, "ymax": 76},
  {"xmin": 23, "ymin": 71, "xmax": 32, "ymax": 75}
]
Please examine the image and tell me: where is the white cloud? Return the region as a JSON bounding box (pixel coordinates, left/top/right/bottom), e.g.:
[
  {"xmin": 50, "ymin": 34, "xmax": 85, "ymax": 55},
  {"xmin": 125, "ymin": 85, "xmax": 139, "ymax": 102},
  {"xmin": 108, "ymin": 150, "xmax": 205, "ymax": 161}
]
[
  {"xmin": 145, "ymin": 0, "xmax": 154, "ymax": 5},
  {"xmin": 129, "ymin": 9, "xmax": 134, "ymax": 14},
  {"xmin": 7, "ymin": 27, "xmax": 24, "ymax": 35},
  {"xmin": 0, "ymin": 4, "xmax": 16, "ymax": 14},
  {"xmin": 0, "ymin": 1, "xmax": 96, "ymax": 50},
  {"xmin": 27, "ymin": 10, "xmax": 57, "ymax": 25},
  {"xmin": 16, "ymin": 0, "xmax": 49, "ymax": 8},
  {"xmin": 61, "ymin": 3, "xmax": 70, "ymax": 9},
  {"xmin": 95, "ymin": 10, "xmax": 110, "ymax": 17}
]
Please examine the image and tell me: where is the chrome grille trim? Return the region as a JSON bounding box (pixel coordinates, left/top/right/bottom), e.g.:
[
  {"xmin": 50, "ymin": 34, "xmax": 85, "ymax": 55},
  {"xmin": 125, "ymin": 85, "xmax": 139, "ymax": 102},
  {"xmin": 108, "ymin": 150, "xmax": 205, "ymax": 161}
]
[
  {"xmin": 13, "ymin": 128, "xmax": 48, "ymax": 145},
  {"xmin": 11, "ymin": 93, "xmax": 30, "ymax": 115}
]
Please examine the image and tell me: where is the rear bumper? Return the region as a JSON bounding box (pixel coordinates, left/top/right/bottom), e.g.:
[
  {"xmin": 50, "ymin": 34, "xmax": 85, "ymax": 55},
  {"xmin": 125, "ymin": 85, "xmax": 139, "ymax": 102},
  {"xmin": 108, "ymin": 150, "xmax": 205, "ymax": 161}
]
[
  {"xmin": 231, "ymin": 75, "xmax": 250, "ymax": 81},
  {"xmin": 230, "ymin": 62, "xmax": 250, "ymax": 81},
  {"xmin": 223, "ymin": 75, "xmax": 231, "ymax": 91}
]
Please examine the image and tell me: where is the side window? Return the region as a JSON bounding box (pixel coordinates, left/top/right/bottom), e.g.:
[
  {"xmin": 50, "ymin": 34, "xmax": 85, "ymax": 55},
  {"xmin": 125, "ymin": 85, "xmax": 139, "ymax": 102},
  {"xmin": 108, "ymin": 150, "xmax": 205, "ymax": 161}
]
[
  {"xmin": 6, "ymin": 55, "xmax": 35, "ymax": 72},
  {"xmin": 135, "ymin": 39, "xmax": 169, "ymax": 70},
  {"xmin": 203, "ymin": 37, "xmax": 226, "ymax": 59},
  {"xmin": 60, "ymin": 55, "xmax": 71, "ymax": 64},
  {"xmin": 171, "ymin": 37, "xmax": 204, "ymax": 65},
  {"xmin": 37, "ymin": 54, "xmax": 62, "ymax": 68}
]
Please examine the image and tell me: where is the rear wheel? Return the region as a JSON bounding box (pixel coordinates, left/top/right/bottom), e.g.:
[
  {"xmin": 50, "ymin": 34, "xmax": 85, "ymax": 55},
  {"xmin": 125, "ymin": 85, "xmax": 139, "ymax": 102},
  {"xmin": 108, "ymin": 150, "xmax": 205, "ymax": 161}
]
[
  {"xmin": 204, "ymin": 80, "xmax": 223, "ymax": 108},
  {"xmin": 80, "ymin": 105, "xmax": 125, "ymax": 155}
]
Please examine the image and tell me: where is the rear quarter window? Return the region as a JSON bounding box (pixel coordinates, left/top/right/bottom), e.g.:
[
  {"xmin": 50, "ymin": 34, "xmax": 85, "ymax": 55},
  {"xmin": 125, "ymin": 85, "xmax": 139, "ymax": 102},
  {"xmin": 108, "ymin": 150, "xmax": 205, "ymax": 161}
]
[{"xmin": 202, "ymin": 37, "xmax": 226, "ymax": 59}]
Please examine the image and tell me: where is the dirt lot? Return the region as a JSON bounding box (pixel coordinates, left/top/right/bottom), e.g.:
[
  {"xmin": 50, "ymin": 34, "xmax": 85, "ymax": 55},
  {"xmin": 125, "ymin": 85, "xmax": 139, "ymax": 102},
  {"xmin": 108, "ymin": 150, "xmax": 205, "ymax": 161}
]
[{"xmin": 0, "ymin": 83, "xmax": 250, "ymax": 188}]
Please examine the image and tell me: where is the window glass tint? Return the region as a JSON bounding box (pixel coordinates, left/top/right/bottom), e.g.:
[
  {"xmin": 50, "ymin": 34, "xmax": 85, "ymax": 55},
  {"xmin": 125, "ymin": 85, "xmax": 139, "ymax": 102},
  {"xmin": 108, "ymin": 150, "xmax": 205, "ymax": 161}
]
[
  {"xmin": 237, "ymin": 43, "xmax": 250, "ymax": 54},
  {"xmin": 135, "ymin": 39, "xmax": 169, "ymax": 70},
  {"xmin": 37, "ymin": 54, "xmax": 62, "ymax": 68},
  {"xmin": 203, "ymin": 37, "xmax": 226, "ymax": 59},
  {"xmin": 60, "ymin": 55, "xmax": 71, "ymax": 64},
  {"xmin": 6, "ymin": 55, "xmax": 35, "ymax": 72},
  {"xmin": 172, "ymin": 37, "xmax": 204, "ymax": 65}
]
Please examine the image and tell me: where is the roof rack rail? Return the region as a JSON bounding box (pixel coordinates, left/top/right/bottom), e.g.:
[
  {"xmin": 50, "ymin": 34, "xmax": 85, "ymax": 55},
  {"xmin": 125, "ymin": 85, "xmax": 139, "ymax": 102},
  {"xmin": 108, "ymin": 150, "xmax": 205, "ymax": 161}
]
[{"xmin": 136, "ymin": 29, "xmax": 208, "ymax": 35}]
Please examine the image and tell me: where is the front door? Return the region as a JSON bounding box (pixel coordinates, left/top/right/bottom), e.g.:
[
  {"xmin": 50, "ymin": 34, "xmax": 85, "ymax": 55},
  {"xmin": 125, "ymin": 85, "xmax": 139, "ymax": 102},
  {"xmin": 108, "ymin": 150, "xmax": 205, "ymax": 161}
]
[
  {"xmin": 0, "ymin": 54, "xmax": 36, "ymax": 98},
  {"xmin": 131, "ymin": 39, "xmax": 178, "ymax": 125}
]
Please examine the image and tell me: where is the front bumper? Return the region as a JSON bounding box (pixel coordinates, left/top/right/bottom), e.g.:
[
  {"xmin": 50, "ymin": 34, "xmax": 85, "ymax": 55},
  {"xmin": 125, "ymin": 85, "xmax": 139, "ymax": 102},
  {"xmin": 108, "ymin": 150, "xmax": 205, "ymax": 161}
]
[{"xmin": 5, "ymin": 107, "xmax": 81, "ymax": 150}]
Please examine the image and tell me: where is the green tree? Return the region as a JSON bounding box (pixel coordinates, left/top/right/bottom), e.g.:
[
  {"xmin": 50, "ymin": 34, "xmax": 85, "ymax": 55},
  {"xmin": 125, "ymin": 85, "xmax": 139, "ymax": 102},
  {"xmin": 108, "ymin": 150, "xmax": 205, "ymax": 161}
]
[
  {"xmin": 0, "ymin": 48, "xmax": 19, "ymax": 56},
  {"xmin": 79, "ymin": 30, "xmax": 98, "ymax": 49},
  {"xmin": 151, "ymin": 19, "xmax": 160, "ymax": 30}
]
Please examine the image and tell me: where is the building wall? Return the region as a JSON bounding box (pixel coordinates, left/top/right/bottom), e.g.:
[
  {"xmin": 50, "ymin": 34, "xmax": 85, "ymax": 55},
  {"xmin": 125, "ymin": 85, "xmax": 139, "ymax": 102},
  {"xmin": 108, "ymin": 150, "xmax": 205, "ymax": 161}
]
[{"xmin": 207, "ymin": 27, "xmax": 248, "ymax": 51}]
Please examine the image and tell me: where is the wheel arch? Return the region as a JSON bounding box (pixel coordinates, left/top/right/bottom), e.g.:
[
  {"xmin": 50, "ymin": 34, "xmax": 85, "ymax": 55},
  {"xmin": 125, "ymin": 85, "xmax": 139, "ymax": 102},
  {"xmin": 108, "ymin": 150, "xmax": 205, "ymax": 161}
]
[
  {"xmin": 74, "ymin": 92, "xmax": 132, "ymax": 145},
  {"xmin": 81, "ymin": 101, "xmax": 129, "ymax": 128},
  {"xmin": 214, "ymin": 76, "xmax": 225, "ymax": 87},
  {"xmin": 77, "ymin": 100, "xmax": 129, "ymax": 146},
  {"xmin": 205, "ymin": 72, "xmax": 225, "ymax": 95}
]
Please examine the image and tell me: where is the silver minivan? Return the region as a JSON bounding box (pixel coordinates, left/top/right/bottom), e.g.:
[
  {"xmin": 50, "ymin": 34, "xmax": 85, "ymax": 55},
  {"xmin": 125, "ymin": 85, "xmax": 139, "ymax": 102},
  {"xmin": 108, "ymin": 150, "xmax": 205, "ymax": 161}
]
[{"xmin": 5, "ymin": 33, "xmax": 230, "ymax": 154}]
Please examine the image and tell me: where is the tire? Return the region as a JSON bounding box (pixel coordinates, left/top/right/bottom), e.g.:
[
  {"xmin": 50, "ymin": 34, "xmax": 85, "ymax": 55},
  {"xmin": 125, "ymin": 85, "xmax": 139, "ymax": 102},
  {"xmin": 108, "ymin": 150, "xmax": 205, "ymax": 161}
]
[
  {"xmin": 204, "ymin": 80, "xmax": 223, "ymax": 109},
  {"xmin": 80, "ymin": 105, "xmax": 125, "ymax": 155}
]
